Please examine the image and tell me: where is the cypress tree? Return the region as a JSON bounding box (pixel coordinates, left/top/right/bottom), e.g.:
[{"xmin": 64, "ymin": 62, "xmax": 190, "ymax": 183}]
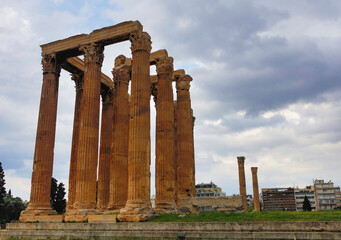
[{"xmin": 302, "ymin": 195, "xmax": 312, "ymax": 211}]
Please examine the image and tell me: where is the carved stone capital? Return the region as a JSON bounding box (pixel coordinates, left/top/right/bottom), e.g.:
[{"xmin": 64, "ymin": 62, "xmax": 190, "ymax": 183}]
[
  {"xmin": 151, "ymin": 82, "xmax": 158, "ymax": 103},
  {"xmin": 42, "ymin": 53, "xmax": 61, "ymax": 75},
  {"xmin": 115, "ymin": 55, "xmax": 127, "ymax": 68},
  {"xmin": 237, "ymin": 156, "xmax": 245, "ymax": 165},
  {"xmin": 101, "ymin": 86, "xmax": 114, "ymax": 104},
  {"xmin": 129, "ymin": 31, "xmax": 152, "ymax": 53},
  {"xmin": 156, "ymin": 56, "xmax": 174, "ymax": 77},
  {"xmin": 176, "ymin": 74, "xmax": 192, "ymax": 91},
  {"xmin": 112, "ymin": 64, "xmax": 131, "ymax": 85},
  {"xmin": 71, "ymin": 73, "xmax": 84, "ymax": 93},
  {"xmin": 251, "ymin": 167, "xmax": 258, "ymax": 174},
  {"xmin": 80, "ymin": 43, "xmax": 104, "ymax": 66}
]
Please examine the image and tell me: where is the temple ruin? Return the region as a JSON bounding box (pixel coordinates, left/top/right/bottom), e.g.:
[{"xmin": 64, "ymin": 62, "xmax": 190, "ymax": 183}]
[{"xmin": 19, "ymin": 21, "xmax": 196, "ymax": 222}]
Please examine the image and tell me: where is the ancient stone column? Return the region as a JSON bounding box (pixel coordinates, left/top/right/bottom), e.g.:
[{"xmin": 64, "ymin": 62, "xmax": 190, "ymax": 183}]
[
  {"xmin": 97, "ymin": 86, "xmax": 114, "ymax": 212},
  {"xmin": 65, "ymin": 43, "xmax": 104, "ymax": 221},
  {"xmin": 20, "ymin": 54, "xmax": 61, "ymax": 221},
  {"xmin": 237, "ymin": 156, "xmax": 248, "ymax": 212},
  {"xmin": 251, "ymin": 167, "xmax": 261, "ymax": 211},
  {"xmin": 174, "ymin": 101, "xmax": 178, "ymax": 203},
  {"xmin": 154, "ymin": 56, "xmax": 176, "ymax": 213},
  {"xmin": 191, "ymin": 109, "xmax": 196, "ymax": 197},
  {"xmin": 107, "ymin": 55, "xmax": 131, "ymax": 212},
  {"xmin": 175, "ymin": 74, "xmax": 195, "ymax": 200},
  {"xmin": 67, "ymin": 72, "xmax": 84, "ymax": 210},
  {"xmin": 118, "ymin": 32, "xmax": 153, "ymax": 222}
]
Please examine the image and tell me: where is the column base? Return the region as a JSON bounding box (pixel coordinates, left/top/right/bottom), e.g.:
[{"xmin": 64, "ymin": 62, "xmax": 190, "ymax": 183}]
[
  {"xmin": 64, "ymin": 208, "xmax": 99, "ymax": 222},
  {"xmin": 106, "ymin": 203, "xmax": 125, "ymax": 213},
  {"xmin": 155, "ymin": 201, "xmax": 177, "ymax": 214},
  {"xmin": 19, "ymin": 203, "xmax": 57, "ymax": 222},
  {"xmin": 117, "ymin": 200, "xmax": 155, "ymax": 222}
]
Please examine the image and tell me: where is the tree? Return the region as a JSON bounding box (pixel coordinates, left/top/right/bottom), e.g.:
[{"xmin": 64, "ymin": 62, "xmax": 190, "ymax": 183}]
[
  {"xmin": 302, "ymin": 195, "xmax": 312, "ymax": 211},
  {"xmin": 0, "ymin": 162, "xmax": 7, "ymax": 220},
  {"xmin": 2, "ymin": 197, "xmax": 27, "ymax": 223},
  {"xmin": 50, "ymin": 177, "xmax": 58, "ymax": 208},
  {"xmin": 54, "ymin": 182, "xmax": 66, "ymax": 214},
  {"xmin": 0, "ymin": 162, "xmax": 6, "ymax": 201},
  {"xmin": 50, "ymin": 177, "xmax": 66, "ymax": 214}
]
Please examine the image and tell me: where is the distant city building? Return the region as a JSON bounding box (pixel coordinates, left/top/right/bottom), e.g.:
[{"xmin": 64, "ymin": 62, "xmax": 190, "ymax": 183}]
[
  {"xmin": 335, "ymin": 190, "xmax": 341, "ymax": 209},
  {"xmin": 262, "ymin": 187, "xmax": 296, "ymax": 211},
  {"xmin": 314, "ymin": 179, "xmax": 340, "ymax": 210},
  {"xmin": 294, "ymin": 186, "xmax": 316, "ymax": 211},
  {"xmin": 195, "ymin": 182, "xmax": 226, "ymax": 197},
  {"xmin": 246, "ymin": 194, "xmax": 254, "ymax": 207}
]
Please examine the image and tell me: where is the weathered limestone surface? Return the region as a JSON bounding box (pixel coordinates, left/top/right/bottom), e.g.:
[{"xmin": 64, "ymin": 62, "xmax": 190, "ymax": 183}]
[
  {"xmin": 107, "ymin": 55, "xmax": 131, "ymax": 212},
  {"xmin": 237, "ymin": 156, "xmax": 248, "ymax": 212},
  {"xmin": 67, "ymin": 73, "xmax": 84, "ymax": 210},
  {"xmin": 65, "ymin": 57, "xmax": 113, "ymax": 88},
  {"xmin": 20, "ymin": 54, "xmax": 60, "ymax": 221},
  {"xmin": 175, "ymin": 74, "xmax": 195, "ymax": 202},
  {"xmin": 65, "ymin": 43, "xmax": 104, "ymax": 222},
  {"xmin": 97, "ymin": 86, "xmax": 114, "ymax": 211},
  {"xmin": 118, "ymin": 32, "xmax": 154, "ymax": 222},
  {"xmin": 41, "ymin": 21, "xmax": 142, "ymax": 57},
  {"xmin": 174, "ymin": 101, "xmax": 178, "ymax": 203},
  {"xmin": 251, "ymin": 167, "xmax": 261, "ymax": 211},
  {"xmin": 177, "ymin": 196, "xmax": 244, "ymax": 213},
  {"xmin": 154, "ymin": 56, "xmax": 176, "ymax": 213},
  {"xmin": 4, "ymin": 222, "xmax": 341, "ymax": 240}
]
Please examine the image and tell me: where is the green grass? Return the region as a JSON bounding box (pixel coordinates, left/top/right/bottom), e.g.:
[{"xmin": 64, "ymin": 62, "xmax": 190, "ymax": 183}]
[{"xmin": 148, "ymin": 210, "xmax": 341, "ymax": 222}]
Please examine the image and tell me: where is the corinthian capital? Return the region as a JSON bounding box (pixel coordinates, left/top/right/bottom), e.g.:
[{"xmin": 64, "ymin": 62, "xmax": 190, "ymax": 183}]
[
  {"xmin": 156, "ymin": 56, "xmax": 174, "ymax": 76},
  {"xmin": 176, "ymin": 74, "xmax": 192, "ymax": 91},
  {"xmin": 71, "ymin": 72, "xmax": 84, "ymax": 93},
  {"xmin": 129, "ymin": 31, "xmax": 152, "ymax": 53},
  {"xmin": 80, "ymin": 43, "xmax": 104, "ymax": 66},
  {"xmin": 112, "ymin": 64, "xmax": 131, "ymax": 85},
  {"xmin": 42, "ymin": 53, "xmax": 61, "ymax": 75},
  {"xmin": 101, "ymin": 86, "xmax": 114, "ymax": 104},
  {"xmin": 237, "ymin": 156, "xmax": 245, "ymax": 165}
]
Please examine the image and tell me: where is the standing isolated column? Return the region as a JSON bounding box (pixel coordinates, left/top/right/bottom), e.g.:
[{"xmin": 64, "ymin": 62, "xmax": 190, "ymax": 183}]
[
  {"xmin": 175, "ymin": 74, "xmax": 195, "ymax": 200},
  {"xmin": 107, "ymin": 55, "xmax": 131, "ymax": 211},
  {"xmin": 118, "ymin": 32, "xmax": 153, "ymax": 222},
  {"xmin": 65, "ymin": 43, "xmax": 104, "ymax": 222},
  {"xmin": 251, "ymin": 167, "xmax": 261, "ymax": 211},
  {"xmin": 155, "ymin": 56, "xmax": 176, "ymax": 213},
  {"xmin": 67, "ymin": 72, "xmax": 84, "ymax": 210},
  {"xmin": 20, "ymin": 53, "xmax": 61, "ymax": 221},
  {"xmin": 237, "ymin": 156, "xmax": 248, "ymax": 212},
  {"xmin": 97, "ymin": 86, "xmax": 114, "ymax": 212}
]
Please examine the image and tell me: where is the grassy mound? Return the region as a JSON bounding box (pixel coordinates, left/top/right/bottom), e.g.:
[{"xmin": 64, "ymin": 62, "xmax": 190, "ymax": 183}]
[{"xmin": 148, "ymin": 210, "xmax": 341, "ymax": 222}]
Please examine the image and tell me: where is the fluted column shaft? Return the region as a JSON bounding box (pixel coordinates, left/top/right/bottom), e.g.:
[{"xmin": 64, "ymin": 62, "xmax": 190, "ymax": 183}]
[
  {"xmin": 237, "ymin": 156, "xmax": 248, "ymax": 212},
  {"xmin": 174, "ymin": 101, "xmax": 178, "ymax": 203},
  {"xmin": 21, "ymin": 54, "xmax": 61, "ymax": 218},
  {"xmin": 97, "ymin": 86, "xmax": 114, "ymax": 211},
  {"xmin": 67, "ymin": 73, "xmax": 84, "ymax": 210},
  {"xmin": 176, "ymin": 75, "xmax": 195, "ymax": 199},
  {"xmin": 155, "ymin": 57, "xmax": 176, "ymax": 212},
  {"xmin": 107, "ymin": 58, "xmax": 130, "ymax": 211},
  {"xmin": 118, "ymin": 32, "xmax": 152, "ymax": 222},
  {"xmin": 251, "ymin": 167, "xmax": 261, "ymax": 211},
  {"xmin": 73, "ymin": 43, "xmax": 104, "ymax": 212}
]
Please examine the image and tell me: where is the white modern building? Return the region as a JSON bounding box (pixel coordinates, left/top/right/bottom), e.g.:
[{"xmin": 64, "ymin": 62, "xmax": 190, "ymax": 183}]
[{"xmin": 314, "ymin": 179, "xmax": 340, "ymax": 210}]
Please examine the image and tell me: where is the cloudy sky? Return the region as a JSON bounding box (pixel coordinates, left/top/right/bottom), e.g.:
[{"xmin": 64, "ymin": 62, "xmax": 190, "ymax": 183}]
[{"xmin": 1, "ymin": 0, "xmax": 341, "ymax": 201}]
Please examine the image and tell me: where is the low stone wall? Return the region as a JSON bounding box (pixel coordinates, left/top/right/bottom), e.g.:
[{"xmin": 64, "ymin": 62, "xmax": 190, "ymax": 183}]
[
  {"xmin": 178, "ymin": 195, "xmax": 244, "ymax": 213},
  {"xmin": 1, "ymin": 221, "xmax": 341, "ymax": 239}
]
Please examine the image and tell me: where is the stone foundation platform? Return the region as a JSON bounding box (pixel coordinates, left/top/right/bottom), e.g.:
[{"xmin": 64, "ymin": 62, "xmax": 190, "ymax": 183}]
[{"xmin": 1, "ymin": 221, "xmax": 341, "ymax": 239}]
